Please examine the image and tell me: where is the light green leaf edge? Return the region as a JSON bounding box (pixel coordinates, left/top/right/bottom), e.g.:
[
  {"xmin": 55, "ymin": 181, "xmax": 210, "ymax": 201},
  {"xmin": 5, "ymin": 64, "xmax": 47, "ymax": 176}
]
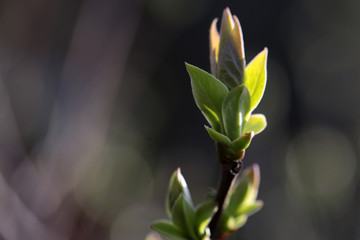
[
  {"xmin": 226, "ymin": 215, "xmax": 248, "ymax": 231},
  {"xmin": 244, "ymin": 48, "xmax": 268, "ymax": 112},
  {"xmin": 186, "ymin": 63, "xmax": 229, "ymax": 132},
  {"xmin": 151, "ymin": 220, "xmax": 188, "ymax": 240},
  {"xmin": 222, "ymin": 85, "xmax": 251, "ymax": 141},
  {"xmin": 237, "ymin": 200, "xmax": 264, "ymax": 217},
  {"xmin": 196, "ymin": 202, "xmax": 218, "ymax": 235},
  {"xmin": 242, "ymin": 114, "xmax": 267, "ymax": 135}
]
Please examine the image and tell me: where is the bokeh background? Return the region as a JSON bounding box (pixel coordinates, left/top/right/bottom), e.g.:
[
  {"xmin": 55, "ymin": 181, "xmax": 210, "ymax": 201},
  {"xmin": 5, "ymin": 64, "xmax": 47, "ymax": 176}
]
[{"xmin": 0, "ymin": 0, "xmax": 359, "ymax": 239}]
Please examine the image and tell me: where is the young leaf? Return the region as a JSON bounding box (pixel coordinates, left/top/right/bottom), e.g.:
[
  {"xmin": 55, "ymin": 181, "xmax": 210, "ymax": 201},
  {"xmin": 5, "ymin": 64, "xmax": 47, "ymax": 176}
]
[
  {"xmin": 182, "ymin": 195, "xmax": 197, "ymax": 239},
  {"xmin": 237, "ymin": 200, "xmax": 263, "ymax": 216},
  {"xmin": 210, "ymin": 18, "xmax": 220, "ymax": 76},
  {"xmin": 218, "ymin": 8, "xmax": 235, "ymax": 60},
  {"xmin": 151, "ymin": 220, "xmax": 188, "ymax": 240},
  {"xmin": 195, "ymin": 202, "xmax": 218, "ymax": 235},
  {"xmin": 217, "ymin": 12, "xmax": 245, "ymax": 89},
  {"xmin": 217, "ymin": 40, "xmax": 245, "ymax": 89},
  {"xmin": 186, "ymin": 63, "xmax": 229, "ymax": 131},
  {"xmin": 244, "ymin": 48, "xmax": 268, "ymax": 111},
  {"xmin": 230, "ymin": 131, "xmax": 254, "ymax": 153},
  {"xmin": 205, "ymin": 126, "xmax": 232, "ymax": 146},
  {"xmin": 242, "ymin": 114, "xmax": 267, "ymax": 135},
  {"xmin": 172, "ymin": 195, "xmax": 197, "ymax": 239},
  {"xmin": 226, "ymin": 180, "xmax": 250, "ymax": 215},
  {"xmin": 222, "ymin": 85, "xmax": 251, "ymax": 141},
  {"xmin": 167, "ymin": 169, "xmax": 192, "ymax": 217},
  {"xmin": 226, "ymin": 165, "xmax": 261, "ymax": 216},
  {"xmin": 227, "ymin": 215, "xmax": 248, "ymax": 231}
]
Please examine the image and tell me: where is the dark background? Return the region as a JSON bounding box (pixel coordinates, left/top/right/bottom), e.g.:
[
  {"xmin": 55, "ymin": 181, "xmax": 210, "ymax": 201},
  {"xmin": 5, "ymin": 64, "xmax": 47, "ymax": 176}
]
[{"xmin": 0, "ymin": 0, "xmax": 359, "ymax": 239}]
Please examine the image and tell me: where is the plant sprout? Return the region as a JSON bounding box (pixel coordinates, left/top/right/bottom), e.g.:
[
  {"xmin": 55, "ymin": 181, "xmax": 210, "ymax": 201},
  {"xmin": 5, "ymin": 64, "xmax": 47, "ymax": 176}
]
[{"xmin": 151, "ymin": 7, "xmax": 268, "ymax": 240}]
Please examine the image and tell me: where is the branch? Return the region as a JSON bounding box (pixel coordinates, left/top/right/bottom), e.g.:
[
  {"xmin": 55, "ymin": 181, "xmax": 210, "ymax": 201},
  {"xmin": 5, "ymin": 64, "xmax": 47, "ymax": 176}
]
[{"xmin": 209, "ymin": 143, "xmax": 244, "ymax": 239}]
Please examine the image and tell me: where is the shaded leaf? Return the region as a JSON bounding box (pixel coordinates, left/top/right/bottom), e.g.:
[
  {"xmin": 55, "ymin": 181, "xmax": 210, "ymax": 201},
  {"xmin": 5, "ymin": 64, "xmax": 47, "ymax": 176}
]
[
  {"xmin": 172, "ymin": 195, "xmax": 197, "ymax": 239},
  {"xmin": 218, "ymin": 8, "xmax": 235, "ymax": 60},
  {"xmin": 218, "ymin": 39, "xmax": 245, "ymax": 89},
  {"xmin": 222, "ymin": 85, "xmax": 251, "ymax": 141}
]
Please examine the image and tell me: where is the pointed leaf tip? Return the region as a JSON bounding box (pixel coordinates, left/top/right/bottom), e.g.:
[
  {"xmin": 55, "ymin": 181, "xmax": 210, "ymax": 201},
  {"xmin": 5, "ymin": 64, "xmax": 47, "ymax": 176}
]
[
  {"xmin": 245, "ymin": 49, "xmax": 268, "ymax": 111},
  {"xmin": 167, "ymin": 168, "xmax": 192, "ymax": 217},
  {"xmin": 242, "ymin": 114, "xmax": 267, "ymax": 135}
]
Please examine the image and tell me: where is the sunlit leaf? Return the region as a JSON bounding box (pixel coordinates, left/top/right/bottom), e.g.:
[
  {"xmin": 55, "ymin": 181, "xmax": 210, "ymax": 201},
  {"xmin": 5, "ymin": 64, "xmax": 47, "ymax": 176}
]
[
  {"xmin": 242, "ymin": 114, "xmax": 267, "ymax": 135},
  {"xmin": 196, "ymin": 202, "xmax": 218, "ymax": 235},
  {"xmin": 210, "ymin": 19, "xmax": 220, "ymax": 76},
  {"xmin": 151, "ymin": 220, "xmax": 187, "ymax": 240},
  {"xmin": 244, "ymin": 48, "xmax": 268, "ymax": 111},
  {"xmin": 237, "ymin": 200, "xmax": 263, "ymax": 216},
  {"xmin": 222, "ymin": 85, "xmax": 251, "ymax": 141},
  {"xmin": 226, "ymin": 215, "xmax": 248, "ymax": 231},
  {"xmin": 186, "ymin": 63, "xmax": 229, "ymax": 131}
]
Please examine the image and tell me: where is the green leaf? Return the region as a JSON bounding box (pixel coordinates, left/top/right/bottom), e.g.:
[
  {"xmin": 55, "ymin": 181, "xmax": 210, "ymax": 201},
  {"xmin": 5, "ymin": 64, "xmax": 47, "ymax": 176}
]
[
  {"xmin": 167, "ymin": 169, "xmax": 192, "ymax": 217},
  {"xmin": 226, "ymin": 180, "xmax": 250, "ymax": 215},
  {"xmin": 226, "ymin": 215, "xmax": 248, "ymax": 231},
  {"xmin": 244, "ymin": 48, "xmax": 268, "ymax": 111},
  {"xmin": 218, "ymin": 210, "xmax": 247, "ymax": 234},
  {"xmin": 230, "ymin": 132, "xmax": 254, "ymax": 152},
  {"xmin": 226, "ymin": 165, "xmax": 261, "ymax": 216},
  {"xmin": 222, "ymin": 85, "xmax": 251, "ymax": 141},
  {"xmin": 172, "ymin": 195, "xmax": 197, "ymax": 239},
  {"xmin": 195, "ymin": 202, "xmax": 218, "ymax": 235},
  {"xmin": 242, "ymin": 114, "xmax": 267, "ymax": 135},
  {"xmin": 237, "ymin": 200, "xmax": 263, "ymax": 216},
  {"xmin": 151, "ymin": 220, "xmax": 188, "ymax": 240},
  {"xmin": 218, "ymin": 8, "xmax": 235, "ymax": 61},
  {"xmin": 217, "ymin": 39, "xmax": 245, "ymax": 89},
  {"xmin": 205, "ymin": 126, "xmax": 231, "ymax": 146},
  {"xmin": 186, "ymin": 63, "xmax": 229, "ymax": 132}
]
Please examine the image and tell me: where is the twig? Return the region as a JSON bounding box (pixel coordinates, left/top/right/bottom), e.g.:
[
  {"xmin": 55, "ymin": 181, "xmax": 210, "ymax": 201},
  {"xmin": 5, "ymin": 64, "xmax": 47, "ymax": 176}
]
[{"xmin": 209, "ymin": 144, "xmax": 244, "ymax": 239}]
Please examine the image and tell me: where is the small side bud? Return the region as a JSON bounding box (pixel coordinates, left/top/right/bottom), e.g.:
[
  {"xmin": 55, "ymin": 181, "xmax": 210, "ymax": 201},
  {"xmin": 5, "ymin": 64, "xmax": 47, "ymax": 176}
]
[{"xmin": 166, "ymin": 168, "xmax": 192, "ymax": 217}]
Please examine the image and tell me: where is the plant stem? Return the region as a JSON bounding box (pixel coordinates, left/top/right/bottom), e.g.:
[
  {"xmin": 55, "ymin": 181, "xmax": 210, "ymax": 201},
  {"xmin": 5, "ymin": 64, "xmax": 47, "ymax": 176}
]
[{"xmin": 209, "ymin": 144, "xmax": 244, "ymax": 239}]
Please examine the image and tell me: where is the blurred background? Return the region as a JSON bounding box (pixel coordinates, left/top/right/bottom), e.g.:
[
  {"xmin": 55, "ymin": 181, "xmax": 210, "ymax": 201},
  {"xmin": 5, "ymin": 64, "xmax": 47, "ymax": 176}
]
[{"xmin": 0, "ymin": 0, "xmax": 359, "ymax": 239}]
